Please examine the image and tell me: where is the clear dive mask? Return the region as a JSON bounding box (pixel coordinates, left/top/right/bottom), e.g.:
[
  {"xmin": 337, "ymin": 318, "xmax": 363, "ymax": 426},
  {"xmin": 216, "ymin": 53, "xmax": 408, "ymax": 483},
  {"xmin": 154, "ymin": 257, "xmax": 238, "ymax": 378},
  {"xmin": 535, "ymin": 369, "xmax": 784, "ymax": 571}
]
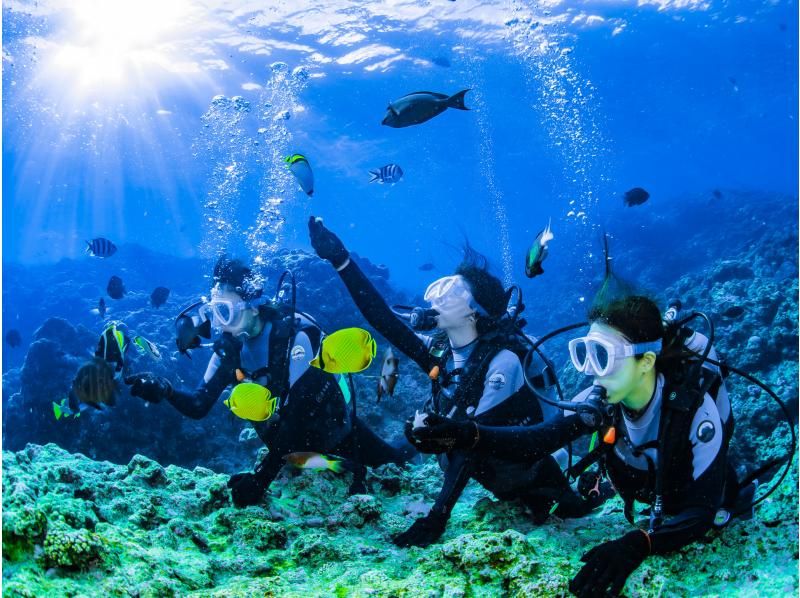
[
  {"xmin": 569, "ymin": 331, "xmax": 662, "ymax": 377},
  {"xmin": 424, "ymin": 274, "xmax": 480, "ymax": 320},
  {"xmin": 198, "ymin": 284, "xmax": 250, "ymax": 328}
]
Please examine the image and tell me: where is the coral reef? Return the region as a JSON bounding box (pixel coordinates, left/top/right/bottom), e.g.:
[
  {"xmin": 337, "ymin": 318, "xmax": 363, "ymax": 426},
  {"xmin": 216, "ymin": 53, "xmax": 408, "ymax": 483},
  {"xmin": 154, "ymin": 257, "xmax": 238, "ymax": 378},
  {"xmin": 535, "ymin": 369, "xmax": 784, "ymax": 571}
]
[{"xmin": 2, "ymin": 443, "xmax": 797, "ymax": 596}]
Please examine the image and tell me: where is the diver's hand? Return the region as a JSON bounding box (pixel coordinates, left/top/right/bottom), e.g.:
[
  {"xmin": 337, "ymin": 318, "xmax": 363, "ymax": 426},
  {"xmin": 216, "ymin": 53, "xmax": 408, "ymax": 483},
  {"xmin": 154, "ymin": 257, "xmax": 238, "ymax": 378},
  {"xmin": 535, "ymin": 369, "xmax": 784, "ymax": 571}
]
[
  {"xmin": 308, "ymin": 216, "xmax": 349, "ymax": 269},
  {"xmin": 404, "ymin": 412, "xmax": 478, "ymax": 453},
  {"xmin": 227, "ymin": 472, "xmax": 267, "ymax": 507},
  {"xmin": 213, "ymin": 333, "xmax": 243, "ymax": 367},
  {"xmin": 569, "ymin": 531, "xmax": 650, "ymax": 597},
  {"xmin": 124, "ymin": 373, "xmax": 172, "ymax": 403},
  {"xmin": 392, "ymin": 511, "xmax": 447, "ymax": 548}
]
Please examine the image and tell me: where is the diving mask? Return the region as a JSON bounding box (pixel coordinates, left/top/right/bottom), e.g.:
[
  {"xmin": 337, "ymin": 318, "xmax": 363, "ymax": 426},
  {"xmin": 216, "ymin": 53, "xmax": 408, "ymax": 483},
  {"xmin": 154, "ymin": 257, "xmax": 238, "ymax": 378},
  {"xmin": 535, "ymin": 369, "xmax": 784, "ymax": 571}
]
[
  {"xmin": 424, "ymin": 275, "xmax": 481, "ymax": 319},
  {"xmin": 569, "ymin": 331, "xmax": 662, "ymax": 377},
  {"xmin": 199, "ymin": 284, "xmax": 250, "ymax": 328}
]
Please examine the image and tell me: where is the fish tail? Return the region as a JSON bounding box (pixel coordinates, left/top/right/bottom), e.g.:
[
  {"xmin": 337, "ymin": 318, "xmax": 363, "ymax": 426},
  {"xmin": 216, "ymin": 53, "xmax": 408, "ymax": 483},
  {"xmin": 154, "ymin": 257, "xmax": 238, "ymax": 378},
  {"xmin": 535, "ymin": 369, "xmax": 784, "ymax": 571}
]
[
  {"xmin": 328, "ymin": 459, "xmax": 344, "ymax": 474},
  {"xmin": 369, "ymin": 170, "xmax": 380, "ymax": 183},
  {"xmin": 53, "ymin": 402, "xmax": 63, "ymax": 420},
  {"xmin": 447, "ymin": 89, "xmax": 470, "ymax": 110}
]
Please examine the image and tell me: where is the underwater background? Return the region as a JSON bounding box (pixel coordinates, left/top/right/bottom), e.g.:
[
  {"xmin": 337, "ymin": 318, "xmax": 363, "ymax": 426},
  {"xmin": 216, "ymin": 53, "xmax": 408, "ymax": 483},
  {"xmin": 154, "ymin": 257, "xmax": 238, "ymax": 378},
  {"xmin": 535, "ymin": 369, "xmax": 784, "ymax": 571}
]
[{"xmin": 2, "ymin": 0, "xmax": 798, "ymax": 596}]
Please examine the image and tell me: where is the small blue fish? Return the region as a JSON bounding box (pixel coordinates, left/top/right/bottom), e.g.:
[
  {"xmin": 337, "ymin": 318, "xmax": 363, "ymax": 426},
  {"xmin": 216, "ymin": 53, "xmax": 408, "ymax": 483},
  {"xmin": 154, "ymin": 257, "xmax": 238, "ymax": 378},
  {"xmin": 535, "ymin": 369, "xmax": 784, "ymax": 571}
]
[
  {"xmin": 86, "ymin": 237, "xmax": 117, "ymax": 258},
  {"xmin": 369, "ymin": 164, "xmax": 403, "ymax": 185}
]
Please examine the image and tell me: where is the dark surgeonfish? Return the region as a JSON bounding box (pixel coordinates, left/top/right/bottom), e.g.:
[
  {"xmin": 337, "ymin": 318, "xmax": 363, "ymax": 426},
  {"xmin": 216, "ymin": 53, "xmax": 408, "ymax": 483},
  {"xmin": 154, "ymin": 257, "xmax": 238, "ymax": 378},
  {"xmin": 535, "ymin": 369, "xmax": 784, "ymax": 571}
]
[
  {"xmin": 107, "ymin": 276, "xmax": 126, "ymax": 299},
  {"xmin": 623, "ymin": 187, "xmax": 650, "ymax": 207},
  {"xmin": 85, "ymin": 237, "xmax": 117, "ymax": 258},
  {"xmin": 720, "ymin": 305, "xmax": 745, "ymax": 319},
  {"xmin": 71, "ymin": 356, "xmax": 118, "ymax": 410},
  {"xmin": 382, "ymin": 89, "xmax": 470, "ymax": 128},
  {"xmin": 418, "ymin": 263, "xmax": 435, "ymax": 271},
  {"xmin": 369, "ymin": 164, "xmax": 403, "ymax": 184},
  {"xmin": 5, "ymin": 329, "xmax": 22, "ymax": 348},
  {"xmin": 150, "ymin": 286, "xmax": 170, "ymax": 308}
]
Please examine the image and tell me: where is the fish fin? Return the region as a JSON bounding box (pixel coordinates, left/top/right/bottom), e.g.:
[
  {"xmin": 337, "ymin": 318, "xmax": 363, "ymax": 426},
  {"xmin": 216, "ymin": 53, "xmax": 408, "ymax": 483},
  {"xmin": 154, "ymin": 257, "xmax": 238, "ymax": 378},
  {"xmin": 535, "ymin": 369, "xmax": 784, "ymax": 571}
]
[
  {"xmin": 328, "ymin": 459, "xmax": 344, "ymax": 474},
  {"xmin": 407, "ymin": 91, "xmax": 449, "ymax": 100},
  {"xmin": 369, "ymin": 170, "xmax": 380, "ymax": 183},
  {"xmin": 447, "ymin": 89, "xmax": 471, "ymax": 110},
  {"xmin": 53, "ymin": 402, "xmax": 63, "ymax": 420}
]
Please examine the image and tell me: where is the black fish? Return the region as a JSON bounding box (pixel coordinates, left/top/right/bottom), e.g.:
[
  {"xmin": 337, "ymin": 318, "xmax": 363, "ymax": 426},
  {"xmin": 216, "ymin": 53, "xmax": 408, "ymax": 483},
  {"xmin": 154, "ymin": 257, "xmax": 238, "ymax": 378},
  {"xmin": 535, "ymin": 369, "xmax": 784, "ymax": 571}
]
[
  {"xmin": 86, "ymin": 237, "xmax": 117, "ymax": 258},
  {"xmin": 98, "ymin": 298, "xmax": 107, "ymax": 319},
  {"xmin": 712, "ymin": 189, "xmax": 723, "ymax": 200},
  {"xmin": 382, "ymin": 90, "xmax": 470, "ymax": 128},
  {"xmin": 107, "ymin": 276, "xmax": 126, "ymax": 300},
  {"xmin": 720, "ymin": 306, "xmax": 745, "ymax": 319},
  {"xmin": 369, "ymin": 164, "xmax": 403, "ymax": 184},
  {"xmin": 71, "ymin": 357, "xmax": 117, "ymax": 409},
  {"xmin": 150, "ymin": 286, "xmax": 170, "ymax": 308},
  {"xmin": 418, "ymin": 263, "xmax": 435, "ymax": 271},
  {"xmin": 623, "ymin": 187, "xmax": 650, "ymax": 207},
  {"xmin": 431, "ymin": 55, "xmax": 451, "ymax": 68},
  {"xmin": 5, "ymin": 329, "xmax": 22, "ymax": 348}
]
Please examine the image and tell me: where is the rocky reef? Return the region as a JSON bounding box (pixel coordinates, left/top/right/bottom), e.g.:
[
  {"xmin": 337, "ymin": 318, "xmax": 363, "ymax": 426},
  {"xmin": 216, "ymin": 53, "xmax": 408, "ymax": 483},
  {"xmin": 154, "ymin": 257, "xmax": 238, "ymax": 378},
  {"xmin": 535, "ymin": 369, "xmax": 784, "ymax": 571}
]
[{"xmin": 2, "ymin": 443, "xmax": 797, "ymax": 597}]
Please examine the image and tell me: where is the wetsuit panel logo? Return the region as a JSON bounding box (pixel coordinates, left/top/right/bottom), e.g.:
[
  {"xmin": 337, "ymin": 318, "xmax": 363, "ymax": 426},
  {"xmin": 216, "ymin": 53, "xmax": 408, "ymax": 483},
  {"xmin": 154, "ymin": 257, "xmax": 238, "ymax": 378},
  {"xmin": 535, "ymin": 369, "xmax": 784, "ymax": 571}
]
[
  {"xmin": 291, "ymin": 345, "xmax": 306, "ymax": 361},
  {"xmin": 487, "ymin": 373, "xmax": 506, "ymax": 390},
  {"xmin": 697, "ymin": 420, "xmax": 716, "ymax": 443}
]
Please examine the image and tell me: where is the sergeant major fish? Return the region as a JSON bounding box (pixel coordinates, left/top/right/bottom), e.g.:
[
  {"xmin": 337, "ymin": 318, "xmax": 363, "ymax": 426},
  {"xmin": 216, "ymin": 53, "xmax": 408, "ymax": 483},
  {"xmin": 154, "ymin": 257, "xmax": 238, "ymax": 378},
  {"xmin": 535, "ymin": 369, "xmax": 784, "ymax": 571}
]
[{"xmin": 369, "ymin": 164, "xmax": 403, "ymax": 184}]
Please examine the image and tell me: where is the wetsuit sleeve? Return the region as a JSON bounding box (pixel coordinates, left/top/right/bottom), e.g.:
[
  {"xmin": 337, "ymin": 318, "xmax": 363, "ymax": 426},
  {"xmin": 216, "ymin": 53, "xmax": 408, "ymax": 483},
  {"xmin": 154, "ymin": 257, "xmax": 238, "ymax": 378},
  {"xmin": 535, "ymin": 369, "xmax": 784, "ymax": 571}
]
[
  {"xmin": 473, "ymin": 414, "xmax": 593, "ymax": 462},
  {"xmin": 166, "ymin": 353, "xmax": 236, "ymax": 419},
  {"xmin": 474, "ymin": 350, "xmax": 525, "ymax": 417},
  {"xmin": 336, "ymin": 259, "xmax": 434, "ymax": 372}
]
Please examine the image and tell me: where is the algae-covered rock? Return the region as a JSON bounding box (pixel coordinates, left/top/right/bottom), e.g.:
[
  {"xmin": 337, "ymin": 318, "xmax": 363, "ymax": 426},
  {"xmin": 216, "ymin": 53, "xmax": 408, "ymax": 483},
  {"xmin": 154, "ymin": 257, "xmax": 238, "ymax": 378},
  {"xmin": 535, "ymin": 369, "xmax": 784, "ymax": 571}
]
[
  {"xmin": 2, "ymin": 442, "xmax": 797, "ymax": 596},
  {"xmin": 42, "ymin": 522, "xmax": 105, "ymax": 570}
]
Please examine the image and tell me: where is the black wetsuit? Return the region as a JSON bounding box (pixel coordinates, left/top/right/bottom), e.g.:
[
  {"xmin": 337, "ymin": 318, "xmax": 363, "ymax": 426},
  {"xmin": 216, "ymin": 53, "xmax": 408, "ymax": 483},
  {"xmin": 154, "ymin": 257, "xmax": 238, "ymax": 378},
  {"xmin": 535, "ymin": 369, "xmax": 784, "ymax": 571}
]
[
  {"xmin": 467, "ymin": 330, "xmax": 738, "ymax": 555},
  {"xmin": 166, "ymin": 306, "xmax": 408, "ymax": 492},
  {"xmin": 333, "ymin": 259, "xmax": 594, "ymax": 531}
]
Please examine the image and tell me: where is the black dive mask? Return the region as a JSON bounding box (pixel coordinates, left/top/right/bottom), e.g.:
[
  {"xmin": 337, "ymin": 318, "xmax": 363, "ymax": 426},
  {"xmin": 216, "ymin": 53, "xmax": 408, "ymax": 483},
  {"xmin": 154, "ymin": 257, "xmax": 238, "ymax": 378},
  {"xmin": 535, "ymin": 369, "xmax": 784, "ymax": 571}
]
[{"xmin": 175, "ymin": 301, "xmax": 212, "ymax": 357}]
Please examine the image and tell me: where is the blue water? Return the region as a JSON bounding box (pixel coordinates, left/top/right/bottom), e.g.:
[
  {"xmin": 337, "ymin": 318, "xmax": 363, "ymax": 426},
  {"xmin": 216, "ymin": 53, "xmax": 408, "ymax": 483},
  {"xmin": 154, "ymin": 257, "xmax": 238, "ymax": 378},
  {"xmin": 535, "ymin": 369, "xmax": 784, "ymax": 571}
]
[{"xmin": 3, "ymin": 1, "xmax": 796, "ymax": 288}]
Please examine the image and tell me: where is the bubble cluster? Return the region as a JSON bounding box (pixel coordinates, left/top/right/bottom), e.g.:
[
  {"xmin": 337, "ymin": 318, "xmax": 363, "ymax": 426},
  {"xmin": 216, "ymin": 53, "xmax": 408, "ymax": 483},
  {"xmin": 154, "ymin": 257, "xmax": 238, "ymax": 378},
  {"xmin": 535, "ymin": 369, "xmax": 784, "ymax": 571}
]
[{"xmin": 506, "ymin": 1, "xmax": 612, "ymax": 276}]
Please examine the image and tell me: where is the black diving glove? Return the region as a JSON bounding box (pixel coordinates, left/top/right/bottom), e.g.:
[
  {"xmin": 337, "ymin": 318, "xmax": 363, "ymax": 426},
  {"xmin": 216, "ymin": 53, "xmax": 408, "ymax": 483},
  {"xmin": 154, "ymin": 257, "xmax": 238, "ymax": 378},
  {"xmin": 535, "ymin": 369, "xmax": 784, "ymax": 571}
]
[
  {"xmin": 124, "ymin": 373, "xmax": 173, "ymax": 403},
  {"xmin": 227, "ymin": 472, "xmax": 267, "ymax": 508},
  {"xmin": 404, "ymin": 412, "xmax": 479, "ymax": 454},
  {"xmin": 308, "ymin": 216, "xmax": 349, "ymax": 269},
  {"xmin": 392, "ymin": 511, "xmax": 448, "ymax": 548},
  {"xmin": 213, "ymin": 333, "xmax": 243, "ymax": 367},
  {"xmin": 569, "ymin": 531, "xmax": 650, "ymax": 597}
]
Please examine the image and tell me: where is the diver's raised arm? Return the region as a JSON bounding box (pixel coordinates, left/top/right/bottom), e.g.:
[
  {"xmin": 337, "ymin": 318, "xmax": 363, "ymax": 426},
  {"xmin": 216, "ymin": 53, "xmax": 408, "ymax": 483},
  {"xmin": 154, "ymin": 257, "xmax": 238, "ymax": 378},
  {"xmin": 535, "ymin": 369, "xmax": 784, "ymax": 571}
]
[{"xmin": 309, "ymin": 216, "xmax": 433, "ymax": 371}]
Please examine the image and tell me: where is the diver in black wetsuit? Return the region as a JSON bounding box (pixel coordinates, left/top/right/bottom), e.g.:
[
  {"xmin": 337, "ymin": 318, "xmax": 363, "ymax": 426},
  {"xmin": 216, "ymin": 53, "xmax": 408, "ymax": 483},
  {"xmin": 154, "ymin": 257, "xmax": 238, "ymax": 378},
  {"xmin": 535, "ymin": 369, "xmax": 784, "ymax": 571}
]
[
  {"xmin": 308, "ymin": 216, "xmax": 600, "ymax": 548},
  {"xmin": 124, "ymin": 256, "xmax": 410, "ymax": 507},
  {"xmin": 409, "ymin": 295, "xmax": 759, "ymax": 597}
]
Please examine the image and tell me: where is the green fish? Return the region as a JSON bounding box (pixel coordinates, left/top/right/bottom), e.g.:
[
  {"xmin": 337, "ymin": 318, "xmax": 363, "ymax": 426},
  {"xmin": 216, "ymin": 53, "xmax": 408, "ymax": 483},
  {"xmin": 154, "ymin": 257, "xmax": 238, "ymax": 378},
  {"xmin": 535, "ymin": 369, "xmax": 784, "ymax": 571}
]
[
  {"xmin": 52, "ymin": 398, "xmax": 80, "ymax": 420},
  {"xmin": 133, "ymin": 335, "xmax": 161, "ymax": 360},
  {"xmin": 285, "ymin": 153, "xmax": 314, "ymax": 196},
  {"xmin": 525, "ymin": 219, "xmax": 554, "ymax": 279}
]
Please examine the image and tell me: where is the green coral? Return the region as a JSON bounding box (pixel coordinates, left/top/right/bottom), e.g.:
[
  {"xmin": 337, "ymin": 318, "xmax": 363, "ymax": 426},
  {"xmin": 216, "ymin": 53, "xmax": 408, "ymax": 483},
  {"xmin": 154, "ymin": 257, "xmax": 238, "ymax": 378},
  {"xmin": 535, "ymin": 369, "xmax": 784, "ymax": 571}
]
[{"xmin": 42, "ymin": 523, "xmax": 105, "ymax": 570}]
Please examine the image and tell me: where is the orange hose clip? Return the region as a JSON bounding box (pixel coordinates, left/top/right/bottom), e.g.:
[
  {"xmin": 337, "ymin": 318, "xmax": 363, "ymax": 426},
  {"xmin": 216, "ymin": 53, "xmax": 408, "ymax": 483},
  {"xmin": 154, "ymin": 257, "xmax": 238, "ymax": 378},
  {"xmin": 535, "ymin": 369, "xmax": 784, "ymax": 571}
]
[
  {"xmin": 603, "ymin": 426, "xmax": 616, "ymax": 445},
  {"xmin": 428, "ymin": 365, "xmax": 440, "ymax": 381},
  {"xmin": 235, "ymin": 369, "xmax": 246, "ymax": 382}
]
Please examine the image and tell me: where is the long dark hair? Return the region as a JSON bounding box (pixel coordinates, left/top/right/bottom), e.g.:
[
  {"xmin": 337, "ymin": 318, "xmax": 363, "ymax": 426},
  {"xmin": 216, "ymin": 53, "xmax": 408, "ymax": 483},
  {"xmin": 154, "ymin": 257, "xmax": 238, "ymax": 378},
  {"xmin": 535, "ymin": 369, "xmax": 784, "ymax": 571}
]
[{"xmin": 455, "ymin": 243, "xmax": 508, "ymax": 319}]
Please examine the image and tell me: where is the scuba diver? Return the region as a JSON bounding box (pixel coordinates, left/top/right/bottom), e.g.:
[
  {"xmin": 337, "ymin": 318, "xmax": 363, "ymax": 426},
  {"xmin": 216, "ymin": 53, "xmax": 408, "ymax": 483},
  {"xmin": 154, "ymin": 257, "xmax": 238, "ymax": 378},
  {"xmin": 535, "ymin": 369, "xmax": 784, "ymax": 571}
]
[
  {"xmin": 308, "ymin": 216, "xmax": 604, "ymax": 549},
  {"xmin": 124, "ymin": 256, "xmax": 411, "ymax": 507},
  {"xmin": 407, "ymin": 292, "xmax": 793, "ymax": 597}
]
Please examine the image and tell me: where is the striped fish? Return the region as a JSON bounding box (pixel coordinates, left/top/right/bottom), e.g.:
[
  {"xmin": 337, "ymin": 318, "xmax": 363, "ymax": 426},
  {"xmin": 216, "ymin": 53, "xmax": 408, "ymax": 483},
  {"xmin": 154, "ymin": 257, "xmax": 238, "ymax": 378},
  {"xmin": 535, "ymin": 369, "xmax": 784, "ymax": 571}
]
[
  {"xmin": 369, "ymin": 164, "xmax": 403, "ymax": 184},
  {"xmin": 85, "ymin": 237, "xmax": 117, "ymax": 258}
]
